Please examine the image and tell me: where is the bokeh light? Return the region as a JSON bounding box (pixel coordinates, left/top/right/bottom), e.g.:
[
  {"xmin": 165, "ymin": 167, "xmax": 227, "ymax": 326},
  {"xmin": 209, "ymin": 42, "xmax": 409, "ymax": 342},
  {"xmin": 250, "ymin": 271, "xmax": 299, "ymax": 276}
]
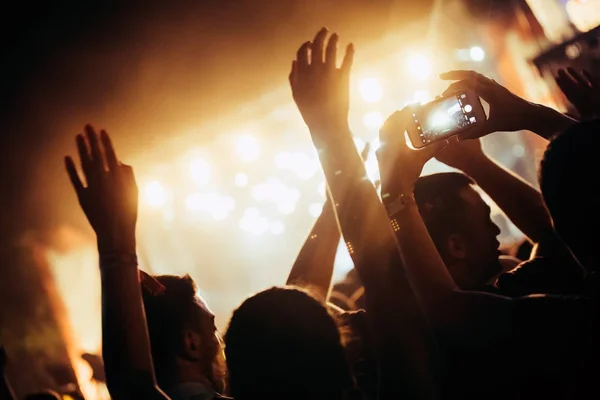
[
  {"xmin": 189, "ymin": 158, "xmax": 211, "ymax": 186},
  {"xmin": 234, "ymin": 172, "xmax": 249, "ymax": 187},
  {"xmin": 144, "ymin": 181, "xmax": 166, "ymax": 207},
  {"xmin": 407, "ymin": 54, "xmax": 432, "ymax": 80},
  {"xmin": 359, "ymin": 77, "xmax": 383, "ymax": 102},
  {"xmin": 308, "ymin": 202, "xmax": 324, "ymax": 217},
  {"xmin": 470, "ymin": 46, "xmax": 485, "ymax": 61},
  {"xmin": 363, "ymin": 111, "xmax": 384, "ymax": 130},
  {"xmin": 236, "ymin": 134, "xmax": 260, "ymax": 161}
]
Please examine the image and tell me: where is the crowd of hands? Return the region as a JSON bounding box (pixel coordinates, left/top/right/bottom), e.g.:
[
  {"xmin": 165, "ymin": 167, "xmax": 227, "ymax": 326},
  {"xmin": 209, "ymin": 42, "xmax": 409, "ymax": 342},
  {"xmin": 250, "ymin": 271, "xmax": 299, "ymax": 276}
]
[{"xmin": 4, "ymin": 27, "xmax": 600, "ymax": 400}]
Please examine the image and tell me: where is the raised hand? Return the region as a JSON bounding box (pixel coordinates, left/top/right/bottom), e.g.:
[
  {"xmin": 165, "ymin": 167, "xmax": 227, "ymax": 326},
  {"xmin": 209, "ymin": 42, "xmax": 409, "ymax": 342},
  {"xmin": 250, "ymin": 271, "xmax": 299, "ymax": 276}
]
[
  {"xmin": 65, "ymin": 125, "xmax": 138, "ymax": 254},
  {"xmin": 289, "ymin": 28, "xmax": 354, "ymax": 147},
  {"xmin": 440, "ymin": 70, "xmax": 539, "ymax": 140},
  {"xmin": 377, "ymin": 107, "xmax": 446, "ymax": 197},
  {"xmin": 555, "ymin": 68, "xmax": 600, "ymax": 120},
  {"xmin": 435, "ymin": 136, "xmax": 487, "ymax": 172}
]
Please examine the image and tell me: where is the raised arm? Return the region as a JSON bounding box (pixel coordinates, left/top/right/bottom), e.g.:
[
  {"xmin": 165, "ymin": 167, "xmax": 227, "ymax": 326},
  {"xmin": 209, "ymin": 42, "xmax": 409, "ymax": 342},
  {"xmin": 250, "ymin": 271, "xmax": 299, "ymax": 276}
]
[
  {"xmin": 435, "ymin": 137, "xmax": 552, "ymax": 245},
  {"xmin": 65, "ymin": 126, "xmax": 168, "ymax": 399},
  {"xmin": 439, "ymin": 70, "xmax": 577, "ymax": 141},
  {"xmin": 290, "ymin": 29, "xmax": 437, "ymax": 398},
  {"xmin": 287, "ymin": 145, "xmax": 370, "ymax": 301},
  {"xmin": 377, "ymin": 110, "xmax": 513, "ymax": 339},
  {"xmin": 286, "ymin": 196, "xmax": 340, "ymax": 300}
]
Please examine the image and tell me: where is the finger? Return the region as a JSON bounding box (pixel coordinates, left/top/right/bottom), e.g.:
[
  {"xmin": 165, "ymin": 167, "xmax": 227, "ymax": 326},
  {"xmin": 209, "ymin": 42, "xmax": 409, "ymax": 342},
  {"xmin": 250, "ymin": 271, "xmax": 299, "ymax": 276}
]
[
  {"xmin": 288, "ymin": 60, "xmax": 297, "ymax": 86},
  {"xmin": 296, "ymin": 41, "xmax": 311, "ymax": 72},
  {"xmin": 340, "ymin": 43, "xmax": 354, "ymax": 77},
  {"xmin": 311, "ymin": 27, "xmax": 329, "ymax": 65},
  {"xmin": 423, "ymin": 138, "xmax": 448, "ymax": 159},
  {"xmin": 582, "ymin": 69, "xmax": 600, "ymax": 89},
  {"xmin": 100, "ymin": 130, "xmax": 118, "ymax": 170},
  {"xmin": 85, "ymin": 125, "xmax": 104, "ymax": 171},
  {"xmin": 439, "ymin": 70, "xmax": 478, "ymax": 81},
  {"xmin": 567, "ymin": 67, "xmax": 591, "ymax": 88},
  {"xmin": 120, "ymin": 164, "xmax": 138, "ymax": 190},
  {"xmin": 325, "ymin": 33, "xmax": 338, "ymax": 70},
  {"xmin": 76, "ymin": 133, "xmax": 92, "ymax": 174},
  {"xmin": 65, "ymin": 156, "xmax": 85, "ymax": 195}
]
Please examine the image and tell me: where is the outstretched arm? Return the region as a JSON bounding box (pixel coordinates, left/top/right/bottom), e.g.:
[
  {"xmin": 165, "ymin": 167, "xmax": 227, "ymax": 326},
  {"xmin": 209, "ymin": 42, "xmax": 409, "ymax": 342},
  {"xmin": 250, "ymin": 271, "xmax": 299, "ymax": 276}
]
[
  {"xmin": 286, "ymin": 197, "xmax": 340, "ymax": 300},
  {"xmin": 377, "ymin": 110, "xmax": 513, "ymax": 340},
  {"xmin": 287, "ymin": 145, "xmax": 369, "ymax": 301},
  {"xmin": 65, "ymin": 126, "xmax": 169, "ymax": 399},
  {"xmin": 290, "ymin": 28, "xmax": 437, "ymax": 398}
]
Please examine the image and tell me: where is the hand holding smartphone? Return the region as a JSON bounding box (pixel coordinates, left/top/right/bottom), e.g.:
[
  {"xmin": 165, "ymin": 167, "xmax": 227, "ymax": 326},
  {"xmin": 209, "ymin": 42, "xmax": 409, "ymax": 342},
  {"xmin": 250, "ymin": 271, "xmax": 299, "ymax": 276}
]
[{"xmin": 405, "ymin": 90, "xmax": 486, "ymax": 149}]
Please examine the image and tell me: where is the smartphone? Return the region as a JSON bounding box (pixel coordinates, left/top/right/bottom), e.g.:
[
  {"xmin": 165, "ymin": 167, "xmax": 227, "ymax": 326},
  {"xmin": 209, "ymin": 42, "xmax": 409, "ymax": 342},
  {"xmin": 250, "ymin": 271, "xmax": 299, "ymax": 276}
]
[{"xmin": 406, "ymin": 90, "xmax": 486, "ymax": 149}]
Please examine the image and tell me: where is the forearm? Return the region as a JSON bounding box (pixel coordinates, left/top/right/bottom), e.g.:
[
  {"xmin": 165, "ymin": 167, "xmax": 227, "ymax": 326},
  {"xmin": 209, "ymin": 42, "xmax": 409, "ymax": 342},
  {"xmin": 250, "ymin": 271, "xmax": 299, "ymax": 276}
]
[
  {"xmin": 525, "ymin": 103, "xmax": 577, "ymax": 140},
  {"xmin": 100, "ymin": 259, "xmax": 163, "ymax": 397},
  {"xmin": 463, "ymin": 157, "xmax": 553, "ymax": 243},
  {"xmin": 286, "ymin": 200, "xmax": 340, "ymax": 300},
  {"xmin": 315, "ymin": 129, "xmax": 437, "ymax": 397}
]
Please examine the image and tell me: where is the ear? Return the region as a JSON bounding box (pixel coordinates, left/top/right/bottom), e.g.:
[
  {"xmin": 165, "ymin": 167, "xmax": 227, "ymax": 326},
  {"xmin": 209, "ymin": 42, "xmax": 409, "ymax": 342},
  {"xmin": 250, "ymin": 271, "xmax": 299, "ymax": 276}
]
[
  {"xmin": 446, "ymin": 233, "xmax": 468, "ymax": 260},
  {"xmin": 182, "ymin": 329, "xmax": 203, "ymax": 361}
]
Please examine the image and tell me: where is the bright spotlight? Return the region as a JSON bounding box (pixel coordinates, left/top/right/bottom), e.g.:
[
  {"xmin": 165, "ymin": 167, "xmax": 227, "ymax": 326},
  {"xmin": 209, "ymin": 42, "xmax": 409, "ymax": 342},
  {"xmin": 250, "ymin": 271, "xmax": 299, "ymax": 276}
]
[
  {"xmin": 240, "ymin": 208, "xmax": 268, "ymax": 235},
  {"xmin": 236, "ymin": 135, "xmax": 260, "ymax": 161},
  {"xmin": 359, "ymin": 78, "xmax": 383, "ymax": 103},
  {"xmin": 277, "ymin": 201, "xmax": 296, "ymax": 215},
  {"xmin": 269, "ymin": 220, "xmax": 285, "ymax": 235},
  {"xmin": 413, "ymin": 90, "xmax": 431, "ymax": 104},
  {"xmin": 144, "ymin": 181, "xmax": 166, "ymax": 207},
  {"xmin": 235, "ymin": 172, "xmax": 249, "ymax": 187},
  {"xmin": 308, "ymin": 202, "xmax": 324, "ymax": 217},
  {"xmin": 275, "ymin": 152, "xmax": 318, "ymax": 180},
  {"xmin": 189, "ymin": 158, "xmax": 211, "ymax": 186},
  {"xmin": 469, "ymin": 46, "xmax": 485, "ymax": 62},
  {"xmin": 363, "ymin": 111, "xmax": 384, "ymax": 130},
  {"xmin": 407, "ymin": 54, "xmax": 432, "ymax": 81}
]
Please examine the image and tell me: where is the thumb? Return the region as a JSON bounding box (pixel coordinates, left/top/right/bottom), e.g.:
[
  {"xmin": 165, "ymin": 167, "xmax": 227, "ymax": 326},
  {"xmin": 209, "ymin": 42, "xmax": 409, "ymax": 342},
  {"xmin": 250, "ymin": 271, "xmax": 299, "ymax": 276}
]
[{"xmin": 424, "ymin": 139, "xmax": 449, "ymax": 159}]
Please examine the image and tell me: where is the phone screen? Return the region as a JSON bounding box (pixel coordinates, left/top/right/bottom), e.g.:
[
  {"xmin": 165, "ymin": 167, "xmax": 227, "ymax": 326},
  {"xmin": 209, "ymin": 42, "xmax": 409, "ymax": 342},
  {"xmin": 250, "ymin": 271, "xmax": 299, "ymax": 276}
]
[{"xmin": 413, "ymin": 93, "xmax": 479, "ymax": 146}]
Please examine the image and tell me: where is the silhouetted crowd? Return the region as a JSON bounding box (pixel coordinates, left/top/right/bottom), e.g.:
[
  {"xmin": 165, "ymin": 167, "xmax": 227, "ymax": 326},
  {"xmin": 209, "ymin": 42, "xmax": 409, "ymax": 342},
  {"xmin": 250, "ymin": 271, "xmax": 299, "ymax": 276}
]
[{"xmin": 4, "ymin": 28, "xmax": 600, "ymax": 399}]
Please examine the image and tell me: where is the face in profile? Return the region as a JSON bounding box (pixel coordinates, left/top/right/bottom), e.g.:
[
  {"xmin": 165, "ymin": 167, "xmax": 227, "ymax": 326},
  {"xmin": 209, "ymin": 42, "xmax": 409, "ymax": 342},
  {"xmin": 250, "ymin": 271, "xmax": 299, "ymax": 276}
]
[{"xmin": 456, "ymin": 186, "xmax": 503, "ymax": 285}]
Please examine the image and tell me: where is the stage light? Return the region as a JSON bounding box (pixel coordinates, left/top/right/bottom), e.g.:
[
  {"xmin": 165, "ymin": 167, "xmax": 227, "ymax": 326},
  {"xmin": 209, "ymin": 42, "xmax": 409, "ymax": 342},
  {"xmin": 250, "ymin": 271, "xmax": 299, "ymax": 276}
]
[
  {"xmin": 359, "ymin": 78, "xmax": 383, "ymax": 103},
  {"xmin": 413, "ymin": 90, "xmax": 431, "ymax": 104},
  {"xmin": 144, "ymin": 181, "xmax": 166, "ymax": 207},
  {"xmin": 235, "ymin": 172, "xmax": 249, "ymax": 187},
  {"xmin": 308, "ymin": 202, "xmax": 324, "ymax": 217},
  {"xmin": 277, "ymin": 201, "xmax": 296, "ymax": 215},
  {"xmin": 353, "ymin": 137, "xmax": 366, "ymax": 152},
  {"xmin": 240, "ymin": 207, "xmax": 268, "ymax": 235},
  {"xmin": 407, "ymin": 54, "xmax": 432, "ymax": 81},
  {"xmin": 469, "ymin": 46, "xmax": 485, "ymax": 62},
  {"xmin": 318, "ymin": 181, "xmax": 327, "ymax": 198},
  {"xmin": 269, "ymin": 220, "xmax": 285, "ymax": 235},
  {"xmin": 275, "ymin": 152, "xmax": 318, "ymax": 180},
  {"xmin": 236, "ymin": 135, "xmax": 260, "ymax": 161},
  {"xmin": 363, "ymin": 111, "xmax": 384, "ymax": 130},
  {"xmin": 371, "ymin": 137, "xmax": 381, "ymax": 151},
  {"xmin": 189, "ymin": 158, "xmax": 211, "ymax": 186}
]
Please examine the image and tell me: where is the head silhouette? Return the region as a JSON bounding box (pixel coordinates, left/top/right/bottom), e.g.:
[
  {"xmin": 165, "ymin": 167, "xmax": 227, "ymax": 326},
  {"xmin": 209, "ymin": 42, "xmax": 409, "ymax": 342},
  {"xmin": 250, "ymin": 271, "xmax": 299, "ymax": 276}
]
[
  {"xmin": 414, "ymin": 172, "xmax": 502, "ymax": 289},
  {"xmin": 142, "ymin": 274, "xmax": 225, "ymax": 392},
  {"xmin": 540, "ymin": 119, "xmax": 600, "ymax": 271},
  {"xmin": 225, "ymin": 286, "xmax": 353, "ymax": 399}
]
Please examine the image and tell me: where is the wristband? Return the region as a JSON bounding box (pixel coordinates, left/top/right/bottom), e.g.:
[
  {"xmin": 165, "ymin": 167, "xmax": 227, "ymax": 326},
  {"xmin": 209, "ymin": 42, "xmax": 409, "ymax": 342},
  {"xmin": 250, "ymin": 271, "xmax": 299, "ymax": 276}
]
[{"xmin": 99, "ymin": 252, "xmax": 138, "ymax": 270}]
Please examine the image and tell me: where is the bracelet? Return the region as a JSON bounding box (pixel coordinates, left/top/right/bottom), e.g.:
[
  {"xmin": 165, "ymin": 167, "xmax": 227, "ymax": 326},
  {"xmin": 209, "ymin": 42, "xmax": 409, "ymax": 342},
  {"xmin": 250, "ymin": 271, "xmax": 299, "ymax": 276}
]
[
  {"xmin": 384, "ymin": 193, "xmax": 415, "ymax": 216},
  {"xmin": 99, "ymin": 252, "xmax": 138, "ymax": 270}
]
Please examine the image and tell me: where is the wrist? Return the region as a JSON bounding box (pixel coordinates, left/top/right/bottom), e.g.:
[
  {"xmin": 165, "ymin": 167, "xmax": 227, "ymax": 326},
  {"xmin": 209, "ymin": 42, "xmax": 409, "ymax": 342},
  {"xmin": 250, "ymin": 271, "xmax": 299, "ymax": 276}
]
[
  {"xmin": 525, "ymin": 103, "xmax": 577, "ymax": 138},
  {"xmin": 97, "ymin": 235, "xmax": 137, "ymax": 255}
]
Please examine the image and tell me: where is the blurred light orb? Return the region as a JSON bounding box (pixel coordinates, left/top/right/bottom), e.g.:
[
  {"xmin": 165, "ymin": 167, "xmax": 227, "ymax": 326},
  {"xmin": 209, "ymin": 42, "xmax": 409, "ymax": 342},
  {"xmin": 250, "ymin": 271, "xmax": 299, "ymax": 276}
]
[
  {"xmin": 236, "ymin": 135, "xmax": 260, "ymax": 161},
  {"xmin": 186, "ymin": 193, "xmax": 204, "ymax": 211},
  {"xmin": 407, "ymin": 54, "xmax": 432, "ymax": 80},
  {"xmin": 277, "ymin": 202, "xmax": 296, "ymax": 215},
  {"xmin": 189, "ymin": 158, "xmax": 211, "ymax": 186},
  {"xmin": 413, "ymin": 90, "xmax": 431, "ymax": 104},
  {"xmin": 240, "ymin": 208, "xmax": 268, "ymax": 235},
  {"xmin": 309, "ymin": 202, "xmax": 324, "ymax": 217},
  {"xmin": 234, "ymin": 172, "xmax": 249, "ymax": 187},
  {"xmin": 469, "ymin": 46, "xmax": 485, "ymax": 62},
  {"xmin": 269, "ymin": 220, "xmax": 285, "ymax": 235},
  {"xmin": 275, "ymin": 152, "xmax": 318, "ymax": 180},
  {"xmin": 363, "ymin": 111, "xmax": 384, "ymax": 130},
  {"xmin": 144, "ymin": 181, "xmax": 166, "ymax": 207},
  {"xmin": 359, "ymin": 78, "xmax": 383, "ymax": 103}
]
